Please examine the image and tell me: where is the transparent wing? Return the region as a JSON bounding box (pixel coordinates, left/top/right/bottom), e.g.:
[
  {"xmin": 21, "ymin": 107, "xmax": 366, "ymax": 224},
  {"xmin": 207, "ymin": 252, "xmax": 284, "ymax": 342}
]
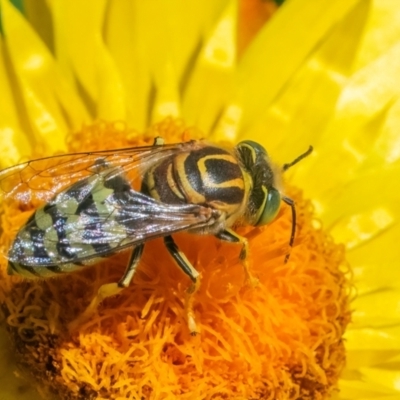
[
  {"xmin": 0, "ymin": 140, "xmax": 202, "ymax": 205},
  {"xmin": 8, "ymin": 164, "xmax": 219, "ymax": 267}
]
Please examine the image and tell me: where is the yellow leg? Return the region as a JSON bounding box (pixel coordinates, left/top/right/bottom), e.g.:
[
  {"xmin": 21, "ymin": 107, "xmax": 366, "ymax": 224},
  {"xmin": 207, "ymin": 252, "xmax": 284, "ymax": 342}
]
[
  {"xmin": 216, "ymin": 229, "xmax": 258, "ymax": 287},
  {"xmin": 69, "ymin": 245, "xmax": 144, "ymax": 330},
  {"xmin": 69, "ymin": 282, "xmax": 124, "ymax": 330},
  {"xmin": 185, "ymin": 278, "xmax": 201, "ymax": 335}
]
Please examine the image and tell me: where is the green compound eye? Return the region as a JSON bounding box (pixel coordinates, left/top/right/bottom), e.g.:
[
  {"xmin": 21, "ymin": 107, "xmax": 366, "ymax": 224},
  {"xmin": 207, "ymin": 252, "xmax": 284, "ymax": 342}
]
[
  {"xmin": 256, "ymin": 187, "xmax": 281, "ymax": 226},
  {"xmin": 238, "ymin": 140, "xmax": 267, "ymax": 154},
  {"xmin": 236, "ymin": 140, "xmax": 268, "ymax": 166}
]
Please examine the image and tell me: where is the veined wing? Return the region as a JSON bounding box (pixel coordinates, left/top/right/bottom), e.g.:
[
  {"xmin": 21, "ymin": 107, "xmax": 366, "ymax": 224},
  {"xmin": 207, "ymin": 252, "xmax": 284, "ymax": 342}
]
[
  {"xmin": 8, "ymin": 168, "xmax": 220, "ymax": 267},
  {"xmin": 0, "ymin": 140, "xmax": 203, "ymax": 205}
]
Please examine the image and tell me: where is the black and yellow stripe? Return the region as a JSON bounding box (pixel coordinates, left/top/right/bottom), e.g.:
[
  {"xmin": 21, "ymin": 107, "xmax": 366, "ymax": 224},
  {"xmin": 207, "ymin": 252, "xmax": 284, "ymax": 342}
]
[{"xmin": 142, "ymin": 145, "xmax": 246, "ymax": 218}]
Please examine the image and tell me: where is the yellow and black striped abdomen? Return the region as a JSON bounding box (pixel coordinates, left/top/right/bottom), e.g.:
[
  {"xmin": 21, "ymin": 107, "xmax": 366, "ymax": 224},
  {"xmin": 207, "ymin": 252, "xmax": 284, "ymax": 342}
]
[{"xmin": 142, "ymin": 145, "xmax": 246, "ymax": 216}]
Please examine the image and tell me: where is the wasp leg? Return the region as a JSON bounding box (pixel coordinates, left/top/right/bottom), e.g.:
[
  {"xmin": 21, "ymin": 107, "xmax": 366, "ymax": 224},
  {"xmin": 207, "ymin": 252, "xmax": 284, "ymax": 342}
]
[
  {"xmin": 215, "ymin": 229, "xmax": 258, "ymax": 287},
  {"xmin": 164, "ymin": 235, "xmax": 200, "ymax": 335},
  {"xmin": 69, "ymin": 244, "xmax": 144, "ymax": 330},
  {"xmin": 118, "ymin": 244, "xmax": 145, "ymax": 288}
]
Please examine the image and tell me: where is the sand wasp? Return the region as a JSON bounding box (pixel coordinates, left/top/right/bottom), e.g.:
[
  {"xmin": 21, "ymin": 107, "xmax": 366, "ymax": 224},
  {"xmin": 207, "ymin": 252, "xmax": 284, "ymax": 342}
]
[{"xmin": 0, "ymin": 138, "xmax": 312, "ymax": 333}]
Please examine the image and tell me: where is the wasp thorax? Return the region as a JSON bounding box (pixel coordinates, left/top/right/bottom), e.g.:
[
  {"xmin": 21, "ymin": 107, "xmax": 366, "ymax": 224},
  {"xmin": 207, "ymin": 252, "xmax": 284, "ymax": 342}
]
[{"xmin": 236, "ymin": 140, "xmax": 281, "ymax": 227}]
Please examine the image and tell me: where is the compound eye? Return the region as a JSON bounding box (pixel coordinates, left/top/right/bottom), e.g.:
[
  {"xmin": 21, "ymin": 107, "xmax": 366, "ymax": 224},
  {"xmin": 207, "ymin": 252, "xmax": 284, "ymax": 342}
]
[
  {"xmin": 237, "ymin": 140, "xmax": 268, "ymax": 155},
  {"xmin": 237, "ymin": 140, "xmax": 269, "ymax": 167},
  {"xmin": 256, "ymin": 188, "xmax": 281, "ymax": 226}
]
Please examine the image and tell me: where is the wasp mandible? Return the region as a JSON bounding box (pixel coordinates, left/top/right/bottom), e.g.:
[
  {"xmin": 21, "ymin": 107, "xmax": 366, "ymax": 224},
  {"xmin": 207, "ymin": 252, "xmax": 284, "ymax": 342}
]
[{"xmin": 0, "ymin": 138, "xmax": 312, "ymax": 334}]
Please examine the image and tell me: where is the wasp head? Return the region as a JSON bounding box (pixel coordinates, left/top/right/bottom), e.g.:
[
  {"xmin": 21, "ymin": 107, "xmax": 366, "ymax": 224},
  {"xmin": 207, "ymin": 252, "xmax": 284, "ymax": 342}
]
[{"xmin": 236, "ymin": 140, "xmax": 282, "ymax": 227}]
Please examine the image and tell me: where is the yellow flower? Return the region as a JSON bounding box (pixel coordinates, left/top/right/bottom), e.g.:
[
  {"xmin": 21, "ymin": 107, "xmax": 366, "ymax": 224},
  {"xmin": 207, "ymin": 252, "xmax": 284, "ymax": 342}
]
[{"xmin": 0, "ymin": 0, "xmax": 398, "ymax": 399}]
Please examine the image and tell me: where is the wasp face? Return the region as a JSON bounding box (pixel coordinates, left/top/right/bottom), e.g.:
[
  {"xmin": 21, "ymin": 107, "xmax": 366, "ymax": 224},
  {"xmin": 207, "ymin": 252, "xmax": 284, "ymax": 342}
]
[{"xmin": 236, "ymin": 140, "xmax": 281, "ymax": 227}]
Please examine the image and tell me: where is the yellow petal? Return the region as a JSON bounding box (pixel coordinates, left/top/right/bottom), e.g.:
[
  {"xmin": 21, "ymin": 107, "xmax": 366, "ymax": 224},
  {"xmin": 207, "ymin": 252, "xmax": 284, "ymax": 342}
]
[
  {"xmin": 183, "ymin": 0, "xmax": 237, "ymax": 136},
  {"xmin": 240, "ymin": 0, "xmax": 369, "ymax": 157},
  {"xmin": 1, "ymin": 0, "xmax": 89, "ymax": 152},
  {"xmin": 134, "ymin": 0, "xmax": 182, "ymax": 123},
  {"xmin": 23, "ymin": 0, "xmax": 53, "ymax": 51},
  {"xmin": 0, "ymin": 37, "xmax": 31, "ymax": 166},
  {"xmin": 294, "ymin": 42, "xmax": 400, "ymax": 199},
  {"xmin": 352, "ymin": 290, "xmax": 400, "ymax": 328},
  {"xmin": 50, "ymin": 0, "xmax": 124, "ymax": 120},
  {"xmin": 353, "ymin": 0, "xmax": 400, "ymax": 69},
  {"xmin": 345, "ymin": 327, "xmax": 400, "ymax": 369},
  {"xmin": 360, "ymin": 367, "xmax": 400, "ymax": 392},
  {"xmin": 346, "ymin": 327, "xmax": 400, "ymax": 351},
  {"xmin": 351, "ymin": 260, "xmax": 400, "ymax": 296},
  {"xmin": 337, "ymin": 379, "xmax": 398, "ymax": 399},
  {"xmin": 216, "ymin": 0, "xmax": 364, "ymax": 141},
  {"xmin": 104, "ymin": 0, "xmax": 152, "ymax": 130}
]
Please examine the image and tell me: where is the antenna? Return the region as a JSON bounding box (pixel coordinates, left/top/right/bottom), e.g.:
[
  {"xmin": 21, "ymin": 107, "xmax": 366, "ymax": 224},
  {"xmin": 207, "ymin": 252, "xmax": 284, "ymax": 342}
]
[{"xmin": 282, "ymin": 146, "xmax": 313, "ymax": 172}]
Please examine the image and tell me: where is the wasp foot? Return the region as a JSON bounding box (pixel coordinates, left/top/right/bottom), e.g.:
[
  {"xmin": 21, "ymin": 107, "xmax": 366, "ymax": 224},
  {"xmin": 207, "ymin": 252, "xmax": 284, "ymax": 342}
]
[
  {"xmin": 185, "ymin": 281, "xmax": 200, "ymax": 335},
  {"xmin": 68, "ymin": 282, "xmax": 123, "ymax": 331},
  {"xmin": 242, "ymin": 258, "xmax": 259, "ymax": 288}
]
